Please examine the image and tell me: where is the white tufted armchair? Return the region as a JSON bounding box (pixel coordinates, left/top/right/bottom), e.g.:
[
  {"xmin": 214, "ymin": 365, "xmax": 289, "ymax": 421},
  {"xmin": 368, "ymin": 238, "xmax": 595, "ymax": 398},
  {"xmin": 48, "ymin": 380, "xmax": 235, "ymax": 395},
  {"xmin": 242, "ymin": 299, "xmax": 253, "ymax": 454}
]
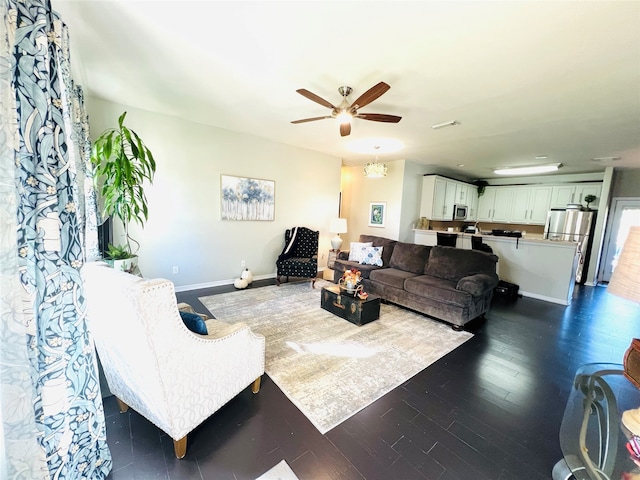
[{"xmin": 82, "ymin": 262, "xmax": 265, "ymax": 458}]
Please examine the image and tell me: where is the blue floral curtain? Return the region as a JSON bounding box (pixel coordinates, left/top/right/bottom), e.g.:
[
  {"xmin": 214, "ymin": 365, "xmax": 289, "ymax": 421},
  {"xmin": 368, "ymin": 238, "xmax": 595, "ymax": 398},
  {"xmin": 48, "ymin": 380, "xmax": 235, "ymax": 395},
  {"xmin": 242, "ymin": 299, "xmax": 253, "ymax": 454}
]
[{"xmin": 0, "ymin": 1, "xmax": 110, "ymax": 478}]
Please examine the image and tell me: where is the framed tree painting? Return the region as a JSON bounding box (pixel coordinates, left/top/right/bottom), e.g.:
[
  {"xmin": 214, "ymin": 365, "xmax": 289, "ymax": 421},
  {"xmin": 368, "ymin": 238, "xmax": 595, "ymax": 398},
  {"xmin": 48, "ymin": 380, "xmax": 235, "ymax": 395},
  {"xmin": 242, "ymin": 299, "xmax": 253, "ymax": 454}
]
[
  {"xmin": 221, "ymin": 175, "xmax": 275, "ymax": 221},
  {"xmin": 368, "ymin": 202, "xmax": 386, "ymax": 227}
]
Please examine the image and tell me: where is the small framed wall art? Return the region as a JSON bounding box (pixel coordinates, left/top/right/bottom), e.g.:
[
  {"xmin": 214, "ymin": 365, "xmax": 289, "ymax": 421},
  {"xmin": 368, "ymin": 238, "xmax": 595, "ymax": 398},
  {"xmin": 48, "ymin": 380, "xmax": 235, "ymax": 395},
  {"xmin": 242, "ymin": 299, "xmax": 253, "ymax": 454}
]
[
  {"xmin": 221, "ymin": 174, "xmax": 275, "ymax": 221},
  {"xmin": 368, "ymin": 202, "xmax": 386, "ymax": 227}
]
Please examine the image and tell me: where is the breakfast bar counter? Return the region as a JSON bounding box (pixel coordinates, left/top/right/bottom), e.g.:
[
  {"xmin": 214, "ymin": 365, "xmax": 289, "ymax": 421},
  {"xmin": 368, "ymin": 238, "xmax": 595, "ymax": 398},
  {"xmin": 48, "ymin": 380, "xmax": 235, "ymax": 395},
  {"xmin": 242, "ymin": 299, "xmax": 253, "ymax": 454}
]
[{"xmin": 414, "ymin": 229, "xmax": 579, "ymax": 305}]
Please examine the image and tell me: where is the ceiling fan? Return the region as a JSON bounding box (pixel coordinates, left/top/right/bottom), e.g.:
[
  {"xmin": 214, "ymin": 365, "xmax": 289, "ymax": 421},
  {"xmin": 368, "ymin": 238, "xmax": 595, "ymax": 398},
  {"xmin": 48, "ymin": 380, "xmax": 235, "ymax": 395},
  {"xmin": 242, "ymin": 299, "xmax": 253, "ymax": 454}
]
[{"xmin": 291, "ymin": 81, "xmax": 401, "ymax": 137}]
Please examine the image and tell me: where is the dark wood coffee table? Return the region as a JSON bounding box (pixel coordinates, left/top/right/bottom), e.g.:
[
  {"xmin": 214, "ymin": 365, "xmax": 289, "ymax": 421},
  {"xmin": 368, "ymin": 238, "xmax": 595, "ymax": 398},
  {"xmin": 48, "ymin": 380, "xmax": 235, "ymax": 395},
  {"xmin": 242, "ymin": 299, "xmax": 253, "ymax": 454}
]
[{"xmin": 320, "ymin": 284, "xmax": 380, "ymax": 326}]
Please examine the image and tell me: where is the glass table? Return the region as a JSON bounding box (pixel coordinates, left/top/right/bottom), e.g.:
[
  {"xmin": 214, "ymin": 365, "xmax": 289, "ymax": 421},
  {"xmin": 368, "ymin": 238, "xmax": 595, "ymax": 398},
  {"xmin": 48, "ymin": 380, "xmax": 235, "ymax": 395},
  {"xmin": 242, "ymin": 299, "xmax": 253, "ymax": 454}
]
[{"xmin": 553, "ymin": 363, "xmax": 640, "ymax": 480}]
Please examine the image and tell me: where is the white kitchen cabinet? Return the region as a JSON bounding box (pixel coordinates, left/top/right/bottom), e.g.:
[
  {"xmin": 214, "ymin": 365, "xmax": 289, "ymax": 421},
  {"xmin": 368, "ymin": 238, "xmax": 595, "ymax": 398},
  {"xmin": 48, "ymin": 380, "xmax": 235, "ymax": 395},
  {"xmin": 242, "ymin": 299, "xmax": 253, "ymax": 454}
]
[
  {"xmin": 492, "ymin": 188, "xmax": 513, "ymax": 222},
  {"xmin": 509, "ymin": 186, "xmax": 552, "ymax": 224},
  {"xmin": 477, "ymin": 186, "xmax": 512, "ymax": 222},
  {"xmin": 550, "ymin": 185, "xmax": 576, "ymax": 208},
  {"xmin": 575, "ymin": 184, "xmax": 602, "ymax": 208},
  {"xmin": 528, "ymin": 186, "xmax": 553, "ymax": 223},
  {"xmin": 467, "ymin": 185, "xmax": 478, "ymax": 221},
  {"xmin": 550, "ymin": 183, "xmax": 602, "ymax": 209},
  {"xmin": 420, "ymin": 175, "xmax": 459, "ymax": 220},
  {"xmin": 477, "ymin": 187, "xmax": 497, "ymax": 222},
  {"xmin": 509, "ymin": 187, "xmax": 531, "ymax": 224},
  {"xmin": 454, "ymin": 183, "xmax": 468, "ymax": 205}
]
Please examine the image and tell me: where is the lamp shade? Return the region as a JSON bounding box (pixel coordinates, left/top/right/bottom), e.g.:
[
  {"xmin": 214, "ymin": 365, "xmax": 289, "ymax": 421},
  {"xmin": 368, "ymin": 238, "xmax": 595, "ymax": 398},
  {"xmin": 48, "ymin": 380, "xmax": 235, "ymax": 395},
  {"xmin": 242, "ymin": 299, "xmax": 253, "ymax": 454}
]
[
  {"xmin": 608, "ymin": 226, "xmax": 640, "ymax": 303},
  {"xmin": 329, "ymin": 218, "xmax": 347, "ymax": 234}
]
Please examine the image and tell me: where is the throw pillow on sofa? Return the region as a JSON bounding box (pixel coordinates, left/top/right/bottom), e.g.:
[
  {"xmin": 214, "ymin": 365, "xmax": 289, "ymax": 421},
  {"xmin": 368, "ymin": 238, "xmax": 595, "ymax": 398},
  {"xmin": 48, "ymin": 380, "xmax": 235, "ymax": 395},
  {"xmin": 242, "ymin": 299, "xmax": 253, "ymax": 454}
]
[
  {"xmin": 348, "ymin": 241, "xmax": 373, "ymax": 262},
  {"xmin": 359, "ymin": 246, "xmax": 384, "ymax": 266}
]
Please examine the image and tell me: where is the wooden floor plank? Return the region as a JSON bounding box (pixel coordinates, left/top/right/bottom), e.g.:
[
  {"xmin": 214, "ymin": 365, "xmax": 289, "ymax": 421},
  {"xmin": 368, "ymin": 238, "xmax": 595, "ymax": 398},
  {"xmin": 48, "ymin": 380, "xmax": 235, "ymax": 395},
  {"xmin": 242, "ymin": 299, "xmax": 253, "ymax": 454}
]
[{"xmin": 103, "ymin": 282, "xmax": 638, "ymax": 479}]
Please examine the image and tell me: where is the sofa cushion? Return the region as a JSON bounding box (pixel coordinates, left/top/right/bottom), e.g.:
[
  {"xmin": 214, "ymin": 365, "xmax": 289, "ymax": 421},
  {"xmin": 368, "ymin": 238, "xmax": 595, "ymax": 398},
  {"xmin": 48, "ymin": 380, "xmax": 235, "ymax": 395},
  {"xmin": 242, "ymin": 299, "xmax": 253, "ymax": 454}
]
[
  {"xmin": 359, "ymin": 235, "xmax": 397, "ymax": 266},
  {"xmin": 404, "ymin": 275, "xmax": 471, "ymax": 307},
  {"xmin": 424, "ymin": 246, "xmax": 498, "ymax": 281},
  {"xmin": 389, "ymin": 242, "xmax": 432, "ymax": 274},
  {"xmin": 359, "ymin": 246, "xmax": 384, "ymax": 266},
  {"xmin": 369, "ymin": 268, "xmax": 419, "ymax": 290},
  {"xmin": 457, "ymin": 273, "xmax": 499, "ymax": 296}
]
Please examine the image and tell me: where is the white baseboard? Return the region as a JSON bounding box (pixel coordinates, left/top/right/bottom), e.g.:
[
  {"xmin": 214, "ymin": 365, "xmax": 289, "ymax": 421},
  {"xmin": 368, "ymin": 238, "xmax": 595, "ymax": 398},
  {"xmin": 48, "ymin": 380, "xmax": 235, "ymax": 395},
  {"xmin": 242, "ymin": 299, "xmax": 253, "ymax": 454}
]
[
  {"xmin": 174, "ymin": 272, "xmax": 276, "ymax": 293},
  {"xmin": 519, "ymin": 290, "xmax": 570, "ymax": 306}
]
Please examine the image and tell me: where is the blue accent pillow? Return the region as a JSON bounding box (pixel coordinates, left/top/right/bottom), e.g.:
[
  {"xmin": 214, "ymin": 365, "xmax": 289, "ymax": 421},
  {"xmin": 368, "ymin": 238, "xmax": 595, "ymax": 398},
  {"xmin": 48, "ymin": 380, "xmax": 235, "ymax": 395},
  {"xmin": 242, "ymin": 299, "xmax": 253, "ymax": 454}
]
[{"xmin": 179, "ymin": 311, "xmax": 208, "ymax": 335}]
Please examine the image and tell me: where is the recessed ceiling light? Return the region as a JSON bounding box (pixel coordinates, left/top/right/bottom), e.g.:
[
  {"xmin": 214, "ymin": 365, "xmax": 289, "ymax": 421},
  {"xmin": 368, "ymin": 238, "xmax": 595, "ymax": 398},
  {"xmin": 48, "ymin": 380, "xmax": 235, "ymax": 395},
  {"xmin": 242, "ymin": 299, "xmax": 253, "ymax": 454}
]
[
  {"xmin": 346, "ymin": 138, "xmax": 404, "ymax": 154},
  {"xmin": 494, "ymin": 163, "xmax": 562, "ymax": 176},
  {"xmin": 535, "ymin": 155, "xmax": 548, "ymax": 160},
  {"xmin": 591, "ymin": 156, "xmax": 621, "ymax": 162},
  {"xmin": 431, "ymin": 120, "xmax": 459, "ymax": 130},
  {"xmin": 457, "ymin": 164, "xmax": 465, "ymax": 167}
]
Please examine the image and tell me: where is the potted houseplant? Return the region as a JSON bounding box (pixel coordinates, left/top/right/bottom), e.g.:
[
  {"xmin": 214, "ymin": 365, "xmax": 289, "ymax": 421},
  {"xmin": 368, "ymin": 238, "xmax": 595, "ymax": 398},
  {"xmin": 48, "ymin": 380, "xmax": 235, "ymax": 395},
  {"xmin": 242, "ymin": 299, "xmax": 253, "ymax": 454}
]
[
  {"xmin": 473, "ymin": 179, "xmax": 489, "ymax": 197},
  {"xmin": 91, "ymin": 112, "xmax": 156, "ymax": 272},
  {"xmin": 584, "ymin": 194, "xmax": 597, "ymax": 210}
]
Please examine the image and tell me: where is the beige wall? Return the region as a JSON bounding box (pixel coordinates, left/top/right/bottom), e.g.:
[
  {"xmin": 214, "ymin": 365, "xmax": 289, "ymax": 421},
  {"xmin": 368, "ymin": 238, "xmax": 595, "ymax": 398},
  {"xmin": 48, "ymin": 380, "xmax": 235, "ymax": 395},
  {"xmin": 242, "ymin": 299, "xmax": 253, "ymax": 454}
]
[
  {"xmin": 340, "ymin": 161, "xmax": 405, "ymax": 246},
  {"xmin": 611, "ymin": 168, "xmax": 640, "ymax": 197},
  {"xmin": 340, "ymin": 160, "xmax": 437, "ymax": 246},
  {"xmin": 87, "ymin": 97, "xmax": 342, "ymax": 289}
]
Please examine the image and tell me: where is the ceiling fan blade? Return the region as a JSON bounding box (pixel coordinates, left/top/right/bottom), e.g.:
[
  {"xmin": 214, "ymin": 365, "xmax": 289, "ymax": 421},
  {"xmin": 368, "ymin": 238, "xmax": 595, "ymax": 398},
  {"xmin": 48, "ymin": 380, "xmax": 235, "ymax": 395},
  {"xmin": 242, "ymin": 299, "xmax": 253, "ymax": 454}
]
[
  {"xmin": 350, "ymin": 82, "xmax": 390, "ymax": 110},
  {"xmin": 291, "ymin": 116, "xmax": 333, "ymax": 124},
  {"xmin": 340, "ymin": 122, "xmax": 351, "ymax": 137},
  {"xmin": 296, "ymin": 89, "xmax": 335, "ymax": 109},
  {"xmin": 356, "ymin": 113, "xmax": 402, "ymax": 123}
]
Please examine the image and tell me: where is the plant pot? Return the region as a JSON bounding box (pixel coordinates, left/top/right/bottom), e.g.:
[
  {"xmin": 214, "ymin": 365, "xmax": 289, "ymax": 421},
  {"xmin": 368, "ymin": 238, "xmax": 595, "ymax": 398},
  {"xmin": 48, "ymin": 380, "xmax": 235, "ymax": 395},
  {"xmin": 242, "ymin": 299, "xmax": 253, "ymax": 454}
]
[{"xmin": 106, "ymin": 256, "xmax": 138, "ymax": 274}]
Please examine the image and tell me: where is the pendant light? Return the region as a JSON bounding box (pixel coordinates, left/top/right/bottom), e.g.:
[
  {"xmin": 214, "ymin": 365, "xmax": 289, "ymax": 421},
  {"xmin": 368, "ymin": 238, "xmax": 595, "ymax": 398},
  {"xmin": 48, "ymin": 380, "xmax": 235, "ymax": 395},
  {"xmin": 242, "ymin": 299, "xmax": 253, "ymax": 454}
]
[{"xmin": 364, "ymin": 146, "xmax": 387, "ymax": 178}]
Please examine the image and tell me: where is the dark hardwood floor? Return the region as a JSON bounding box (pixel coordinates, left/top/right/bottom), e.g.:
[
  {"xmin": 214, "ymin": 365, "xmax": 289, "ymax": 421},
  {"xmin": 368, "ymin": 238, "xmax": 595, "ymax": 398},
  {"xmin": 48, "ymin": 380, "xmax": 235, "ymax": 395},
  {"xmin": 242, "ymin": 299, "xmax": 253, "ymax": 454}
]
[{"xmin": 104, "ymin": 279, "xmax": 639, "ymax": 480}]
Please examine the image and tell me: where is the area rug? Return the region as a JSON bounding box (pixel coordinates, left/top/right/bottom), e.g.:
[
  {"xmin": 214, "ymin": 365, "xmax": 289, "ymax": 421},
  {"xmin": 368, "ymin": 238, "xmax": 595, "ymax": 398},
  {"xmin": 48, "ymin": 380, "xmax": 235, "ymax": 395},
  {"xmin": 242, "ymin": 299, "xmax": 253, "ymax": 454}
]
[
  {"xmin": 255, "ymin": 460, "xmax": 299, "ymax": 480},
  {"xmin": 199, "ymin": 280, "xmax": 472, "ymax": 434}
]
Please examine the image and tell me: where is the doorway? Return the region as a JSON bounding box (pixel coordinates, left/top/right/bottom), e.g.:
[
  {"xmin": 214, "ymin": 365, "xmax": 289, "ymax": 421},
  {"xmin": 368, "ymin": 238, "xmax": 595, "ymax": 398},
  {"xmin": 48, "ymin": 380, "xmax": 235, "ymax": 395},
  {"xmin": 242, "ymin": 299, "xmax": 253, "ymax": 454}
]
[{"xmin": 599, "ymin": 197, "xmax": 640, "ymax": 282}]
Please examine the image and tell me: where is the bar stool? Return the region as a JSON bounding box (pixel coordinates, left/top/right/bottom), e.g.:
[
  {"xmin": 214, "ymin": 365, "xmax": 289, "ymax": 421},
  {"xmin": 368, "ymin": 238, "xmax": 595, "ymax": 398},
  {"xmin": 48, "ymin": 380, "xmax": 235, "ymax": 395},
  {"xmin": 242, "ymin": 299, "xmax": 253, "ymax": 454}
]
[
  {"xmin": 472, "ymin": 235, "xmax": 493, "ymax": 253},
  {"xmin": 436, "ymin": 232, "xmax": 458, "ymax": 247}
]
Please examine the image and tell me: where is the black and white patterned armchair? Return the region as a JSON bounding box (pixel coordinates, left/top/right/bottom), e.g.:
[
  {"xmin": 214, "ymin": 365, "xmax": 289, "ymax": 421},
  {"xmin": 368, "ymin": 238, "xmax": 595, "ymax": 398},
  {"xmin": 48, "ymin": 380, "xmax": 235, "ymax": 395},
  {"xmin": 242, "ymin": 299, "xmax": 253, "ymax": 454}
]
[{"xmin": 276, "ymin": 226, "xmax": 319, "ymax": 287}]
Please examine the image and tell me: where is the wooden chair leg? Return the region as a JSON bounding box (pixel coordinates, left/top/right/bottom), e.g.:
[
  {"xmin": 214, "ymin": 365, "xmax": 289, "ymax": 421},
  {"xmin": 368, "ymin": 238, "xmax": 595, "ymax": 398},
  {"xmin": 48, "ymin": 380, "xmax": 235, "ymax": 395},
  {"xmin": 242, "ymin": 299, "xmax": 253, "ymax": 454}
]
[
  {"xmin": 252, "ymin": 376, "xmax": 262, "ymax": 394},
  {"xmin": 115, "ymin": 397, "xmax": 129, "ymax": 413},
  {"xmin": 173, "ymin": 436, "xmax": 187, "ymax": 459},
  {"xmin": 311, "ymin": 277, "xmax": 316, "ymax": 288}
]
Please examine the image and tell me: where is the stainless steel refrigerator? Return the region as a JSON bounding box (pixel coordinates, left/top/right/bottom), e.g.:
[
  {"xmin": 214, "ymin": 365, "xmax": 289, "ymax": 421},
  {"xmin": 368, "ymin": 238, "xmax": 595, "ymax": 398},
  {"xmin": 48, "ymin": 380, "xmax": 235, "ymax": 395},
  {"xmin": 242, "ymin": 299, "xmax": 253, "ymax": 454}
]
[{"xmin": 544, "ymin": 207, "xmax": 597, "ymax": 284}]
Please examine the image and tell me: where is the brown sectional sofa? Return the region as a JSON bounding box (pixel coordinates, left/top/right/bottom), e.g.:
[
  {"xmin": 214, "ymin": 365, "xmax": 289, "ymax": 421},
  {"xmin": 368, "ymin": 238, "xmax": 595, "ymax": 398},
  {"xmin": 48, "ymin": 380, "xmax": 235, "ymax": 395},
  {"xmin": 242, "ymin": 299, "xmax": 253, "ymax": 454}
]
[{"xmin": 332, "ymin": 235, "xmax": 499, "ymax": 329}]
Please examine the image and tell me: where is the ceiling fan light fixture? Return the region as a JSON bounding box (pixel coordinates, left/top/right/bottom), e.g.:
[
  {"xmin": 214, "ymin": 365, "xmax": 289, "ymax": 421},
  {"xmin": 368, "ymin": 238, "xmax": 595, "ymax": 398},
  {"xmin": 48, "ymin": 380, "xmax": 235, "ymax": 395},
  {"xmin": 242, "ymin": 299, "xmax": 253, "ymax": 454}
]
[
  {"xmin": 336, "ymin": 111, "xmax": 352, "ymax": 124},
  {"xmin": 494, "ymin": 162, "xmax": 562, "ymax": 176},
  {"xmin": 291, "ymin": 82, "xmax": 401, "ymax": 137}
]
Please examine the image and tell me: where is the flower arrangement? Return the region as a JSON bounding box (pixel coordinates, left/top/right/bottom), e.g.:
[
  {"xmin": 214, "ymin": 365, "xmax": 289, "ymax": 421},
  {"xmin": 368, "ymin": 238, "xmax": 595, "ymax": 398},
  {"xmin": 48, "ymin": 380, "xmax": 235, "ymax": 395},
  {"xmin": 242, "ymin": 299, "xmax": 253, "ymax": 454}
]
[
  {"xmin": 341, "ymin": 269, "xmax": 362, "ymax": 285},
  {"xmin": 339, "ymin": 268, "xmax": 363, "ymax": 295}
]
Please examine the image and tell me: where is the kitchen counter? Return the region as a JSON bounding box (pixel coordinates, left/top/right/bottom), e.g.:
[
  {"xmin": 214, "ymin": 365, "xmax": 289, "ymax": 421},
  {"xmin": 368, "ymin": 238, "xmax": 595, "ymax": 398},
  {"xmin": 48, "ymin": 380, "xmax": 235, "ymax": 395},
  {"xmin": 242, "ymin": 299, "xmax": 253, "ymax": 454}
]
[{"xmin": 414, "ymin": 229, "xmax": 579, "ymax": 305}]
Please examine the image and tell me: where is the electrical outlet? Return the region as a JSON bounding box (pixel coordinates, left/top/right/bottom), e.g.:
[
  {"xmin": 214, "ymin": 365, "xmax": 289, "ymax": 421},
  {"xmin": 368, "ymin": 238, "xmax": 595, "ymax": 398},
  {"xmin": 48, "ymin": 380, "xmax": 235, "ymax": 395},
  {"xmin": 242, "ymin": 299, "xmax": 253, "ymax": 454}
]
[
  {"xmin": 321, "ymin": 253, "xmax": 325, "ymax": 259},
  {"xmin": 172, "ymin": 266, "xmax": 179, "ymax": 274},
  {"xmin": 241, "ymin": 260, "xmax": 246, "ymax": 268}
]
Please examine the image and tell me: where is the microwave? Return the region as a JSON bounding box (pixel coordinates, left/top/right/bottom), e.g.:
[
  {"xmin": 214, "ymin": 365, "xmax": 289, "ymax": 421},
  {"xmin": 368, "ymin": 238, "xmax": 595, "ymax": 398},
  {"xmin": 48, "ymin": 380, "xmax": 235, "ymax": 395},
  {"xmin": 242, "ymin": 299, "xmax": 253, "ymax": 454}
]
[{"xmin": 453, "ymin": 204, "xmax": 468, "ymax": 220}]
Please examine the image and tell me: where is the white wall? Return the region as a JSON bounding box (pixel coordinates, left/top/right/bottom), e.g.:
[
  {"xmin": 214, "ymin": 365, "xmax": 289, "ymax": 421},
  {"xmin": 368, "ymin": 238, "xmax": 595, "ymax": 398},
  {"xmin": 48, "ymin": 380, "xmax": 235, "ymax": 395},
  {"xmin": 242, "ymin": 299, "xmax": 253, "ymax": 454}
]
[
  {"xmin": 340, "ymin": 161, "xmax": 405, "ymax": 244},
  {"xmin": 87, "ymin": 97, "xmax": 342, "ymax": 289},
  {"xmin": 399, "ymin": 160, "xmax": 427, "ymax": 242},
  {"xmin": 611, "ymin": 168, "xmax": 640, "ymax": 197},
  {"xmin": 340, "ymin": 160, "xmax": 436, "ymax": 245}
]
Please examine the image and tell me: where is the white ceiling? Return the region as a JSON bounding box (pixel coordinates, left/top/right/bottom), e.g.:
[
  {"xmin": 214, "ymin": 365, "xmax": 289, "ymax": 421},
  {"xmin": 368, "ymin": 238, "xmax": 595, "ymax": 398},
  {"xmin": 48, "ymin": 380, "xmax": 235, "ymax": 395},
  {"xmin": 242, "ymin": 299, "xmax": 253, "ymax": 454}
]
[{"xmin": 53, "ymin": 0, "xmax": 640, "ymax": 180}]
